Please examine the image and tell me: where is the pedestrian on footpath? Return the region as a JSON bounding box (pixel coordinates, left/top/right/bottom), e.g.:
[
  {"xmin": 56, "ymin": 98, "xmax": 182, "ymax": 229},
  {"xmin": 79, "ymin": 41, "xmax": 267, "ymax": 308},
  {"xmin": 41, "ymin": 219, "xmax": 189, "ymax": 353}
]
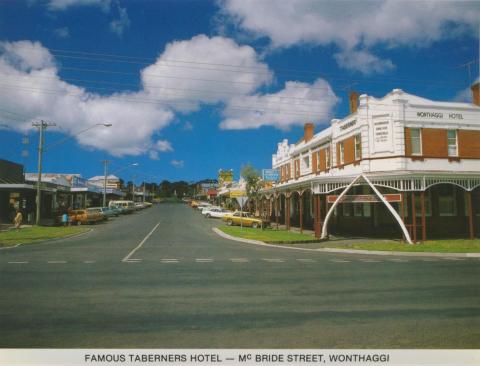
[{"xmin": 14, "ymin": 210, "xmax": 23, "ymax": 231}]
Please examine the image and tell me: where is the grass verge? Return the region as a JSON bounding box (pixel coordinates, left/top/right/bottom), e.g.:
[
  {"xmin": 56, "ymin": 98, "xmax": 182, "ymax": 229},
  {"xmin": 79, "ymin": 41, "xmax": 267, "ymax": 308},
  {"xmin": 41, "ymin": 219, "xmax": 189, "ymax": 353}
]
[
  {"xmin": 324, "ymin": 239, "xmax": 480, "ymax": 253},
  {"xmin": 0, "ymin": 226, "xmax": 89, "ymax": 247},
  {"xmin": 218, "ymin": 225, "xmax": 315, "ymax": 243}
]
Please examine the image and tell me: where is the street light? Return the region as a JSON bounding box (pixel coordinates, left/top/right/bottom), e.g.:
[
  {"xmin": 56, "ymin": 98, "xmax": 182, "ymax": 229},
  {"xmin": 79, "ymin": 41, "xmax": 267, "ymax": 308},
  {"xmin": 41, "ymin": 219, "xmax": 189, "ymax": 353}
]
[{"xmin": 34, "ymin": 122, "xmax": 112, "ymax": 226}]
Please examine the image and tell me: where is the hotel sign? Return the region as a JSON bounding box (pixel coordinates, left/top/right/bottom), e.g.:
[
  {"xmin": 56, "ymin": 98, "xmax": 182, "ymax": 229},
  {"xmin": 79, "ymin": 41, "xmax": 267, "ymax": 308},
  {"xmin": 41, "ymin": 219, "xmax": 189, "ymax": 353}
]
[
  {"xmin": 339, "ymin": 119, "xmax": 357, "ymax": 131},
  {"xmin": 327, "ymin": 194, "xmax": 402, "ymax": 203},
  {"xmin": 416, "ymin": 111, "xmax": 463, "ymax": 119},
  {"xmin": 373, "ymin": 120, "xmax": 393, "ymax": 153}
]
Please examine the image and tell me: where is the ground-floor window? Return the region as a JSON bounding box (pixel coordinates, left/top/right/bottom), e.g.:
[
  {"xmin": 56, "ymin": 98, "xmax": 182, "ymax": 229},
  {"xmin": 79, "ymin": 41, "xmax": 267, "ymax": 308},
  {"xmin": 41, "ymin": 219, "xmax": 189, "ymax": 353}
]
[{"xmin": 438, "ymin": 185, "xmax": 457, "ymax": 216}]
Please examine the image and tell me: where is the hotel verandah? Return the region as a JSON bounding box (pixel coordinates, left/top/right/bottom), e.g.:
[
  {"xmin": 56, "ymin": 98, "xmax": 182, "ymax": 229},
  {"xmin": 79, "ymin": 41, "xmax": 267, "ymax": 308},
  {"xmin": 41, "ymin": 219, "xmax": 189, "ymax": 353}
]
[{"xmin": 258, "ymin": 83, "xmax": 480, "ymax": 243}]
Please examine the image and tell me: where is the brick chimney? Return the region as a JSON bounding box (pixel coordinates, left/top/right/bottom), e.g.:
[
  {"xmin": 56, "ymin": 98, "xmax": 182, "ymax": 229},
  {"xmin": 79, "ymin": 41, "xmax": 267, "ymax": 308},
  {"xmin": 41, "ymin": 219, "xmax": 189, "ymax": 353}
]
[
  {"xmin": 304, "ymin": 122, "xmax": 314, "ymax": 142},
  {"xmin": 349, "ymin": 91, "xmax": 359, "ymax": 114},
  {"xmin": 472, "ymin": 82, "xmax": 480, "ymax": 106}
]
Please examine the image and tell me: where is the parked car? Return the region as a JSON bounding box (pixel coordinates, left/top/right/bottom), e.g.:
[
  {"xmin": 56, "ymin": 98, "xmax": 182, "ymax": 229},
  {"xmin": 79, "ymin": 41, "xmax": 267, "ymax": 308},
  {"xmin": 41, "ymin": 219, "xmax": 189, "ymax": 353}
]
[
  {"xmin": 68, "ymin": 209, "xmax": 104, "ymax": 225},
  {"xmin": 109, "ymin": 205, "xmax": 123, "ymax": 215},
  {"xmin": 86, "ymin": 208, "xmax": 107, "ymax": 221},
  {"xmin": 109, "ymin": 200, "xmax": 135, "ymax": 214},
  {"xmin": 203, "ymin": 207, "xmax": 231, "ymax": 219},
  {"xmin": 98, "ymin": 207, "xmax": 119, "ymax": 218},
  {"xmin": 222, "ymin": 211, "xmax": 267, "ymax": 228},
  {"xmin": 201, "ymin": 205, "xmax": 220, "ymax": 214},
  {"xmin": 134, "ymin": 202, "xmax": 146, "ymax": 210}
]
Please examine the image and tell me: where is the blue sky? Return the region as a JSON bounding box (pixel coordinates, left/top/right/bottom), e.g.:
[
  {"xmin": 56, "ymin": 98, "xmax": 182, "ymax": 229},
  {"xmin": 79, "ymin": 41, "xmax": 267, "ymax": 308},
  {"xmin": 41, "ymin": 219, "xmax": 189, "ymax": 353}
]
[{"xmin": 0, "ymin": 0, "xmax": 478, "ymax": 184}]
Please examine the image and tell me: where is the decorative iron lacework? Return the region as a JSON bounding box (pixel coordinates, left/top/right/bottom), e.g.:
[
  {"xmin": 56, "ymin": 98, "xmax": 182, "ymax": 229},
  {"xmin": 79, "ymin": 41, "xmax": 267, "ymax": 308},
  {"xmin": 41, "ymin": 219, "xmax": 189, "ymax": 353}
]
[{"xmin": 260, "ymin": 174, "xmax": 480, "ymax": 196}]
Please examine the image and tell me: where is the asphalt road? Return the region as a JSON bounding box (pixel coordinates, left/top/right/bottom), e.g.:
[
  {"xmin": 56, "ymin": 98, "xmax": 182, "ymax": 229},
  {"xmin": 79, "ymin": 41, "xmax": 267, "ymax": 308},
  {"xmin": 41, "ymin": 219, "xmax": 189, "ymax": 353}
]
[{"xmin": 0, "ymin": 203, "xmax": 479, "ymax": 348}]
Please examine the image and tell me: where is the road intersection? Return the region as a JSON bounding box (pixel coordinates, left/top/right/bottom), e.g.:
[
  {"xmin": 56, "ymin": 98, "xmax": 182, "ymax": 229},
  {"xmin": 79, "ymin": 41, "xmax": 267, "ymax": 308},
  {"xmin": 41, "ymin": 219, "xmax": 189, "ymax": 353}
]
[{"xmin": 1, "ymin": 204, "xmax": 479, "ymax": 348}]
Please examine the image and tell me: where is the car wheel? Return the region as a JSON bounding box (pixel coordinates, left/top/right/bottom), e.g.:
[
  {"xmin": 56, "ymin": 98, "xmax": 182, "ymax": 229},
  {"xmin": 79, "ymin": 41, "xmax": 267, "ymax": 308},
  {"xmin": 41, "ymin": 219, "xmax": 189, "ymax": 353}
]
[
  {"xmin": 226, "ymin": 219, "xmax": 233, "ymax": 226},
  {"xmin": 205, "ymin": 213, "xmax": 211, "ymax": 218},
  {"xmin": 252, "ymin": 222, "xmax": 259, "ymax": 228}
]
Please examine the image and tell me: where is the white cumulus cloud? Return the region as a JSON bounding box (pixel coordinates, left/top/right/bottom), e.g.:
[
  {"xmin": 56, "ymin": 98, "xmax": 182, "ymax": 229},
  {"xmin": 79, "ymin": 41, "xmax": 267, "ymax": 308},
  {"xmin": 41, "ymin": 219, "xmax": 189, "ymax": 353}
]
[
  {"xmin": 171, "ymin": 159, "xmax": 184, "ymax": 168},
  {"xmin": 47, "ymin": 0, "xmax": 111, "ymax": 11},
  {"xmin": 334, "ymin": 49, "xmax": 395, "ymax": 75},
  {"xmin": 54, "ymin": 27, "xmax": 70, "ymax": 39},
  {"xmin": 220, "ymin": 78, "xmax": 338, "ymax": 130},
  {"xmin": 220, "ymin": 0, "xmax": 480, "ymax": 74},
  {"xmin": 0, "ymin": 40, "xmax": 174, "ymax": 157},
  {"xmin": 141, "ymin": 34, "xmax": 273, "ymax": 112},
  {"xmin": 110, "ymin": 3, "xmax": 130, "ymax": 36},
  {"xmin": 155, "ymin": 140, "xmax": 173, "ymax": 152}
]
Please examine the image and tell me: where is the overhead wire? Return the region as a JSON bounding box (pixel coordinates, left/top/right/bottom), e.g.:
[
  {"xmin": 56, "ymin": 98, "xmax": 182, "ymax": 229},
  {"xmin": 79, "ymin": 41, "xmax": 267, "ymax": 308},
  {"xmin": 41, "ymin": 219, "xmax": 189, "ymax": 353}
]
[{"xmin": 14, "ymin": 44, "xmax": 476, "ymax": 87}]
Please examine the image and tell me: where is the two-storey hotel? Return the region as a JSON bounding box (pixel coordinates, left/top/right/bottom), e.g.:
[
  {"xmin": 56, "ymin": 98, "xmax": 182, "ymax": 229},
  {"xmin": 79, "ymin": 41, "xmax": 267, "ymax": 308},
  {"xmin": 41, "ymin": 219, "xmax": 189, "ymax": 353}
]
[{"xmin": 260, "ymin": 83, "xmax": 480, "ymax": 243}]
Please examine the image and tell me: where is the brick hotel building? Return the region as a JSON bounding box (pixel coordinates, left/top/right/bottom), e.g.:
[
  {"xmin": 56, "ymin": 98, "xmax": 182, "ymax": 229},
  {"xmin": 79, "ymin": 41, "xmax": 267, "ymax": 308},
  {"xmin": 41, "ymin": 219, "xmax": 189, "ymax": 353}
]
[{"xmin": 259, "ymin": 83, "xmax": 480, "ymax": 243}]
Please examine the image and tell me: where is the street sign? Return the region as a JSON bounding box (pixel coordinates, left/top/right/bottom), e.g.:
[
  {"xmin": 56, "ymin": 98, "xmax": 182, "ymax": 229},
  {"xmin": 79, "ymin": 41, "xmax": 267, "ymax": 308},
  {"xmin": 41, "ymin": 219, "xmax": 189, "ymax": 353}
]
[
  {"xmin": 235, "ymin": 196, "xmax": 248, "ymax": 208},
  {"xmin": 230, "ymin": 190, "xmax": 246, "ymax": 198},
  {"xmin": 262, "ymin": 169, "xmax": 280, "ymax": 182},
  {"xmin": 327, "ymin": 194, "xmax": 402, "ymax": 203}
]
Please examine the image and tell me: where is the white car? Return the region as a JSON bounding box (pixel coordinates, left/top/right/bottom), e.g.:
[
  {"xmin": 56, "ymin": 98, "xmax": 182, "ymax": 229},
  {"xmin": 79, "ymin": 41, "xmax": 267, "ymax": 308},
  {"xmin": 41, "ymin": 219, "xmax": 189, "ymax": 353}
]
[
  {"xmin": 203, "ymin": 208, "xmax": 231, "ymax": 219},
  {"xmin": 196, "ymin": 203, "xmax": 211, "ymax": 210},
  {"xmin": 201, "ymin": 205, "xmax": 220, "ymax": 214}
]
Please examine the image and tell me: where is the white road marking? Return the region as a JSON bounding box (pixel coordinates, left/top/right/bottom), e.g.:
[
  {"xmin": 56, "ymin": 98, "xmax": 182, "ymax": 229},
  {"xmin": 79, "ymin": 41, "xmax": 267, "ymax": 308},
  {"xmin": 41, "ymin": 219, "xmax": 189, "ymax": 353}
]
[
  {"xmin": 388, "ymin": 259, "xmax": 409, "ymax": 262},
  {"xmin": 442, "ymin": 257, "xmax": 465, "ymax": 261},
  {"xmin": 83, "ymin": 261, "xmax": 95, "ymax": 264},
  {"xmin": 8, "ymin": 261, "xmax": 29, "ymax": 264},
  {"xmin": 296, "ymin": 259, "xmax": 316, "ymax": 262},
  {"xmin": 47, "ymin": 261, "xmax": 67, "ymax": 264},
  {"xmin": 360, "ymin": 259, "xmax": 382, "ymax": 263},
  {"xmin": 122, "ymin": 222, "xmax": 160, "ymax": 262},
  {"xmin": 124, "ymin": 259, "xmax": 142, "ymax": 263},
  {"xmin": 230, "ymin": 258, "xmax": 249, "ymax": 262},
  {"xmin": 161, "ymin": 259, "xmax": 179, "ymax": 263},
  {"xmin": 330, "ymin": 259, "xmax": 350, "ymax": 263},
  {"xmin": 262, "ymin": 258, "xmax": 285, "ymax": 263},
  {"xmin": 195, "ymin": 258, "xmax": 213, "ymax": 262}
]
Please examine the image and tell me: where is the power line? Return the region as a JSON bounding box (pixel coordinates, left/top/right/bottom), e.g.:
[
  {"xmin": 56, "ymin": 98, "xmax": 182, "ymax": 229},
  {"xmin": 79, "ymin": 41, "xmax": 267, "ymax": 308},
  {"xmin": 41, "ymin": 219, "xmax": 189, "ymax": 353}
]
[
  {"xmin": 0, "ymin": 83, "xmax": 337, "ymax": 118},
  {"xmin": 1, "ymin": 82, "xmax": 478, "ymax": 117},
  {"xmin": 15, "ymin": 44, "xmax": 476, "ymax": 86},
  {"xmin": 1, "ymin": 73, "xmax": 338, "ymax": 102}
]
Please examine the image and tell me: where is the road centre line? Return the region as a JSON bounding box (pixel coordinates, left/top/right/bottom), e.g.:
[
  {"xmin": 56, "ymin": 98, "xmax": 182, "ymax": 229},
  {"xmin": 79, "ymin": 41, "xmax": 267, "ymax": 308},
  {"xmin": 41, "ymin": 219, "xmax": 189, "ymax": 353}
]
[
  {"xmin": 122, "ymin": 222, "xmax": 160, "ymax": 262},
  {"xmin": 83, "ymin": 261, "xmax": 95, "ymax": 263},
  {"xmin": 8, "ymin": 261, "xmax": 29, "ymax": 264},
  {"xmin": 230, "ymin": 258, "xmax": 249, "ymax": 262},
  {"xmin": 360, "ymin": 259, "xmax": 382, "ymax": 263},
  {"xmin": 262, "ymin": 258, "xmax": 285, "ymax": 262},
  {"xmin": 388, "ymin": 259, "xmax": 409, "ymax": 262},
  {"xmin": 330, "ymin": 259, "xmax": 350, "ymax": 263},
  {"xmin": 195, "ymin": 258, "xmax": 213, "ymax": 262}
]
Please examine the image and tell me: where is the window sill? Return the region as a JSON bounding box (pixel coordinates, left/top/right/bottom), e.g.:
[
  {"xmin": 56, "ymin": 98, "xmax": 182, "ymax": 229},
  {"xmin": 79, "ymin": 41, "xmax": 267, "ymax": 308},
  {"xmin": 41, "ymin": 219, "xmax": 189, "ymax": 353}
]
[{"xmin": 410, "ymin": 156, "xmax": 424, "ymax": 161}]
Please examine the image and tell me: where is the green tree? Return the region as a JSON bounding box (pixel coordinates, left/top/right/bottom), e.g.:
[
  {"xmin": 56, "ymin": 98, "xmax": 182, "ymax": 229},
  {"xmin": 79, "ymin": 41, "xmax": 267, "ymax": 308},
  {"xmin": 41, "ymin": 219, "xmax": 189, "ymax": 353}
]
[{"xmin": 241, "ymin": 164, "xmax": 262, "ymax": 212}]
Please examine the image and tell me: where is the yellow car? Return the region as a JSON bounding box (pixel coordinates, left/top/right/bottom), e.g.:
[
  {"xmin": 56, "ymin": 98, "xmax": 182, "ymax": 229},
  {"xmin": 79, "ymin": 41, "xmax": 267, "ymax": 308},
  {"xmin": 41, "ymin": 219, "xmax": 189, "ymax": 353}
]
[{"xmin": 222, "ymin": 211, "xmax": 266, "ymax": 228}]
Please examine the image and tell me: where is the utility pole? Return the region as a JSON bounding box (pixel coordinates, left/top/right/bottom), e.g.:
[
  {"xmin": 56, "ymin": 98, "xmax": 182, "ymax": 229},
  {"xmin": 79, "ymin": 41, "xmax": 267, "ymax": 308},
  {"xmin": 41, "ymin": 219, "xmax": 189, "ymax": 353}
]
[
  {"xmin": 32, "ymin": 120, "xmax": 56, "ymax": 226},
  {"xmin": 102, "ymin": 160, "xmax": 109, "ymax": 207},
  {"xmin": 143, "ymin": 181, "xmax": 146, "ymax": 203}
]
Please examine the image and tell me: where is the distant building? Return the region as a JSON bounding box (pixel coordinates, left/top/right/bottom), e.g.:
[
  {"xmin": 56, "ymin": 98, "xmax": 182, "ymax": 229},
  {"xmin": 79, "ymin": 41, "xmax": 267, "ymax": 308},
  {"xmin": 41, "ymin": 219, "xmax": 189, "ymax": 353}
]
[{"xmin": 88, "ymin": 175, "xmax": 122, "ymax": 189}]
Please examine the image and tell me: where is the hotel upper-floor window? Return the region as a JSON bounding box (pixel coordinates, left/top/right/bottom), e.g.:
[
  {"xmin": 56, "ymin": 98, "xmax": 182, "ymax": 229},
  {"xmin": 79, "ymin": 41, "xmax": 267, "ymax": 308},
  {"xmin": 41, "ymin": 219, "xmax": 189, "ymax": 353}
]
[
  {"xmin": 303, "ymin": 155, "xmax": 310, "ymax": 168},
  {"xmin": 410, "ymin": 128, "xmax": 422, "ymax": 155},
  {"xmin": 338, "ymin": 142, "xmax": 345, "ymax": 165},
  {"xmin": 325, "ymin": 147, "xmax": 331, "ymax": 169},
  {"xmin": 447, "ymin": 130, "xmax": 458, "ymax": 156},
  {"xmin": 354, "ymin": 134, "xmax": 362, "ymax": 160}
]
